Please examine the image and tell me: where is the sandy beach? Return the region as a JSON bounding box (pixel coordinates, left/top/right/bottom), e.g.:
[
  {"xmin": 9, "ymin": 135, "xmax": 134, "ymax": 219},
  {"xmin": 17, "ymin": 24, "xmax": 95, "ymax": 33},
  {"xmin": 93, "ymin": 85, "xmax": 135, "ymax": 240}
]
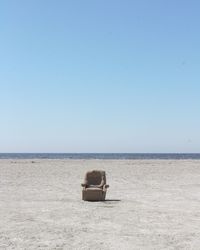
[{"xmin": 0, "ymin": 159, "xmax": 200, "ymax": 249}]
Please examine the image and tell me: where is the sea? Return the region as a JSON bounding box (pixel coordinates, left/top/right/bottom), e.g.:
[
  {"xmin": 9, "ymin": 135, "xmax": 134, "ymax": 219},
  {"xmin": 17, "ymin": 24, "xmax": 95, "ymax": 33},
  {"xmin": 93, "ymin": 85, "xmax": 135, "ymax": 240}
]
[{"xmin": 0, "ymin": 153, "xmax": 200, "ymax": 160}]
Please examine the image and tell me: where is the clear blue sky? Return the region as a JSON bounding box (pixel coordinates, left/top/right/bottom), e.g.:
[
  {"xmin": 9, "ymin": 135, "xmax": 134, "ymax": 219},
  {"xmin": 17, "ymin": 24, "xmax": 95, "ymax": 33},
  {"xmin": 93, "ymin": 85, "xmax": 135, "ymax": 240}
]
[{"xmin": 0, "ymin": 0, "xmax": 200, "ymax": 153}]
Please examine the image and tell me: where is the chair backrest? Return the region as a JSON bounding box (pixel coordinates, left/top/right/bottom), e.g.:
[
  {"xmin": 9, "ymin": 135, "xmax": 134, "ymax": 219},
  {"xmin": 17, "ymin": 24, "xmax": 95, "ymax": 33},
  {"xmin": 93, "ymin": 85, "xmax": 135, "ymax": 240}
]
[{"xmin": 85, "ymin": 170, "xmax": 106, "ymax": 186}]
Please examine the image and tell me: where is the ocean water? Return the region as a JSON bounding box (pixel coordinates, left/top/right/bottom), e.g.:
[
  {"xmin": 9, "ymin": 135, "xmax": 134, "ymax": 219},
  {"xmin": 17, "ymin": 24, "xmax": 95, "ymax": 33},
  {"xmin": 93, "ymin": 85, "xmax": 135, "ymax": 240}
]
[{"xmin": 0, "ymin": 153, "xmax": 200, "ymax": 160}]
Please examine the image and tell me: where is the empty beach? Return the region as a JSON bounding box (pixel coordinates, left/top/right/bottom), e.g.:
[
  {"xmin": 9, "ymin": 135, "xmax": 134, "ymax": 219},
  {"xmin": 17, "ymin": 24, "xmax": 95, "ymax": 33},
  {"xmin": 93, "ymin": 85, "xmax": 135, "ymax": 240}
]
[{"xmin": 0, "ymin": 159, "xmax": 200, "ymax": 249}]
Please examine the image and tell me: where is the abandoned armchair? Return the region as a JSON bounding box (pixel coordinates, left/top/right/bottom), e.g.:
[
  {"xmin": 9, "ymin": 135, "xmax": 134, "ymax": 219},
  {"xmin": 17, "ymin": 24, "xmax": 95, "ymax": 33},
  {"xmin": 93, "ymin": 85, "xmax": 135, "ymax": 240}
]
[{"xmin": 81, "ymin": 170, "xmax": 109, "ymax": 201}]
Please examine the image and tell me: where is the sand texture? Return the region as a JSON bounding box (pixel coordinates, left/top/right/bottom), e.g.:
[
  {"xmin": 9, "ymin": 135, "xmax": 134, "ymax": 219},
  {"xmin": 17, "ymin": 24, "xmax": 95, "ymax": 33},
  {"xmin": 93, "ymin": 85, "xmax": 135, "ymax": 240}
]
[{"xmin": 0, "ymin": 159, "xmax": 200, "ymax": 250}]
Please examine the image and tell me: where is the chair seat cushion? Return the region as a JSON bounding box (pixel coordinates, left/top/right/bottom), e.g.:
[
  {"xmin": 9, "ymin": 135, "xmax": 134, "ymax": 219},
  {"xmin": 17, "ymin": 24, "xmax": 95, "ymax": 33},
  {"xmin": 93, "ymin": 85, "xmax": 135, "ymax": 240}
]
[{"xmin": 86, "ymin": 187, "xmax": 102, "ymax": 191}]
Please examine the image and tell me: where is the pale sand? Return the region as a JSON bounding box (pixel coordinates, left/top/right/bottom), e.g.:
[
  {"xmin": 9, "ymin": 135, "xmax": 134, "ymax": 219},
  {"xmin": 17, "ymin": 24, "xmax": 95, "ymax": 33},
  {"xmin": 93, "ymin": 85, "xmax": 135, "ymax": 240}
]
[{"xmin": 0, "ymin": 159, "xmax": 200, "ymax": 250}]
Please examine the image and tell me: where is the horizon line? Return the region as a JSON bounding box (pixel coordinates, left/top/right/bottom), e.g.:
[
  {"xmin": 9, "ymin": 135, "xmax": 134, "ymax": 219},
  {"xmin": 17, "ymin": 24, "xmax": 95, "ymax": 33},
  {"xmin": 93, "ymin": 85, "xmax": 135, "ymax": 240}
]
[{"xmin": 0, "ymin": 152, "xmax": 200, "ymax": 154}]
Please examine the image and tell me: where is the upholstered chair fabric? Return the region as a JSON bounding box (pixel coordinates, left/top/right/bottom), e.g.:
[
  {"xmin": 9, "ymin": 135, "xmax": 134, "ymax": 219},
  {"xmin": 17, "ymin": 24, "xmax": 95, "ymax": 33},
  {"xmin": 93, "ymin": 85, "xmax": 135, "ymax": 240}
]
[{"xmin": 81, "ymin": 170, "xmax": 109, "ymax": 201}]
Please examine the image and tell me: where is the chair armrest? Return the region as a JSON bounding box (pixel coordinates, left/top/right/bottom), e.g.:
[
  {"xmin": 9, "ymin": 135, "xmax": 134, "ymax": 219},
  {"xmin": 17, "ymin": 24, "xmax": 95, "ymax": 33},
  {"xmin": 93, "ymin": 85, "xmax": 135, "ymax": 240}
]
[
  {"xmin": 103, "ymin": 184, "xmax": 109, "ymax": 190},
  {"xmin": 81, "ymin": 183, "xmax": 87, "ymax": 187}
]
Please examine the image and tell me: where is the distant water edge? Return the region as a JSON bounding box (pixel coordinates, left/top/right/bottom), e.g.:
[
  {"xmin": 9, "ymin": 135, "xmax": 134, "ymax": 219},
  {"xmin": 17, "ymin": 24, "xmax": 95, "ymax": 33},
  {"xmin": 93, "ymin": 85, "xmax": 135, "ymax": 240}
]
[{"xmin": 0, "ymin": 153, "xmax": 200, "ymax": 160}]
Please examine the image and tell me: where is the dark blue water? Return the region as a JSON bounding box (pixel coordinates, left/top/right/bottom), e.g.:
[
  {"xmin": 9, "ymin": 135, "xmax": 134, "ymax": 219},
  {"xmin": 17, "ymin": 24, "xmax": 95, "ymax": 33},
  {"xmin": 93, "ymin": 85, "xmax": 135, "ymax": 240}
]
[{"xmin": 0, "ymin": 153, "xmax": 200, "ymax": 159}]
